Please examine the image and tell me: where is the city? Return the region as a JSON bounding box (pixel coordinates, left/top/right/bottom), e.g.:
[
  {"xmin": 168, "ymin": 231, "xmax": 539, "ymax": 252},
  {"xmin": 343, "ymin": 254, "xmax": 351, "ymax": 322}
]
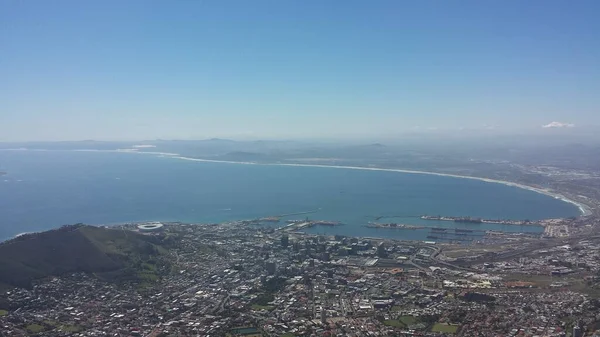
[
  {"xmin": 2, "ymin": 0, "xmax": 600, "ymax": 336},
  {"xmin": 2, "ymin": 216, "xmax": 600, "ymax": 336}
]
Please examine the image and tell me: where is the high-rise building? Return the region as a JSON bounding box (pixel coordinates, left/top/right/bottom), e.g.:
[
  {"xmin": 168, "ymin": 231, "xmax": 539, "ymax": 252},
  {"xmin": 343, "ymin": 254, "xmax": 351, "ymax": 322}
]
[
  {"xmin": 265, "ymin": 260, "xmax": 276, "ymax": 275},
  {"xmin": 281, "ymin": 235, "xmax": 289, "ymax": 248},
  {"xmin": 573, "ymin": 325, "xmax": 582, "ymax": 337},
  {"xmin": 377, "ymin": 242, "xmax": 387, "ymax": 258}
]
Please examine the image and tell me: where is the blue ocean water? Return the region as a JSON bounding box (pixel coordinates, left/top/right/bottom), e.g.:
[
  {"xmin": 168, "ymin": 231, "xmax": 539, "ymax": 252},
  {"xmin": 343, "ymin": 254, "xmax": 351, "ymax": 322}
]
[{"xmin": 0, "ymin": 150, "xmax": 580, "ymax": 241}]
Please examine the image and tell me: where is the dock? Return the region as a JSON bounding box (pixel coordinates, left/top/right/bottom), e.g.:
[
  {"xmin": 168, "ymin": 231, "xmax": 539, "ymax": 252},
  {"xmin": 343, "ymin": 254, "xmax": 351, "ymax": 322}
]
[
  {"xmin": 364, "ymin": 223, "xmax": 488, "ymax": 233},
  {"xmin": 420, "ymin": 215, "xmax": 542, "ymax": 226},
  {"xmin": 365, "ymin": 223, "xmax": 425, "ymax": 229},
  {"xmin": 276, "ymin": 220, "xmax": 343, "ymax": 232},
  {"xmin": 276, "ymin": 210, "xmax": 320, "ymax": 218}
]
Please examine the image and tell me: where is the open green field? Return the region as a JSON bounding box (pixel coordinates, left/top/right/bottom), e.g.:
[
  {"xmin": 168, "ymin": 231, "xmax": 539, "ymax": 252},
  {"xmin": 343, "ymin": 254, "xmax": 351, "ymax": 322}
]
[
  {"xmin": 230, "ymin": 326, "xmax": 261, "ymax": 336},
  {"xmin": 0, "ymin": 309, "xmax": 8, "ymax": 316},
  {"xmin": 60, "ymin": 324, "xmax": 83, "ymax": 333},
  {"xmin": 432, "ymin": 323, "xmax": 459, "ymax": 333},
  {"xmin": 26, "ymin": 324, "xmax": 45, "ymax": 333},
  {"xmin": 400, "ymin": 316, "xmax": 417, "ymax": 326},
  {"xmin": 384, "ymin": 315, "xmax": 418, "ymax": 328},
  {"xmin": 251, "ymin": 304, "xmax": 274, "ymax": 311},
  {"xmin": 383, "ymin": 319, "xmax": 405, "ymax": 327}
]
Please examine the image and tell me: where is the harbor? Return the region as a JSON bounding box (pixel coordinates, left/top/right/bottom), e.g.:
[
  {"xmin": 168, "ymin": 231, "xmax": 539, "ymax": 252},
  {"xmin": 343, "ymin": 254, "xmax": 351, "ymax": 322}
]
[
  {"xmin": 366, "ymin": 222, "xmax": 487, "ymax": 234},
  {"xmin": 365, "ymin": 223, "xmax": 425, "ymax": 230},
  {"xmin": 233, "ymin": 211, "xmax": 548, "ymax": 243},
  {"xmin": 420, "ymin": 215, "xmax": 542, "ymax": 226},
  {"xmin": 256, "ymin": 209, "xmax": 322, "ymax": 223},
  {"xmin": 362, "ymin": 221, "xmax": 544, "ymax": 243},
  {"xmin": 276, "ymin": 219, "xmax": 344, "ymax": 232}
]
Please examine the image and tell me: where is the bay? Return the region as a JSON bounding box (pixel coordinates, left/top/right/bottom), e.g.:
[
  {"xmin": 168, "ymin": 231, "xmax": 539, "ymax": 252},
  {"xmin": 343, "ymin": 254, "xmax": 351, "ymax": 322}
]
[{"xmin": 0, "ymin": 150, "xmax": 580, "ymax": 241}]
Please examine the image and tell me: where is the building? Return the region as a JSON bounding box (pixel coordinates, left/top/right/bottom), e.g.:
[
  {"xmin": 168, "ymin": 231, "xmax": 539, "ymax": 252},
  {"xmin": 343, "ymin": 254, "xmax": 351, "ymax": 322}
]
[
  {"xmin": 265, "ymin": 260, "xmax": 277, "ymax": 275},
  {"xmin": 137, "ymin": 222, "xmax": 164, "ymax": 232},
  {"xmin": 377, "ymin": 242, "xmax": 387, "ymax": 258},
  {"xmin": 573, "ymin": 325, "xmax": 582, "ymax": 337}
]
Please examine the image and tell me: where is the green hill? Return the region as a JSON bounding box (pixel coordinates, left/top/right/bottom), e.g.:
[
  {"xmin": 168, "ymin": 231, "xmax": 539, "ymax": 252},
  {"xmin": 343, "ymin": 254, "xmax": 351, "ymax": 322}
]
[{"xmin": 0, "ymin": 224, "xmax": 168, "ymax": 289}]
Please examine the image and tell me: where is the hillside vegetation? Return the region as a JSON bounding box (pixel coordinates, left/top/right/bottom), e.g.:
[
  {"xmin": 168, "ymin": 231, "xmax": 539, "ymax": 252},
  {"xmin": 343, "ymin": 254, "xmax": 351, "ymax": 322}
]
[{"xmin": 0, "ymin": 224, "xmax": 167, "ymax": 289}]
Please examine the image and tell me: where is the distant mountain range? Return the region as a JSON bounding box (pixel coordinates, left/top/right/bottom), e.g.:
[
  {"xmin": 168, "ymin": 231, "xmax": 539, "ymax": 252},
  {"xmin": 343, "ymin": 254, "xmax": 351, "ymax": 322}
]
[{"xmin": 3, "ymin": 138, "xmax": 600, "ymax": 170}]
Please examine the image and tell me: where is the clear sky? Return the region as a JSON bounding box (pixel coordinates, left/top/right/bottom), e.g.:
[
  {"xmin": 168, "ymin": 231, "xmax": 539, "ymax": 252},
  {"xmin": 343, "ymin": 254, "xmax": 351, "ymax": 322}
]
[{"xmin": 1, "ymin": 0, "xmax": 599, "ymax": 141}]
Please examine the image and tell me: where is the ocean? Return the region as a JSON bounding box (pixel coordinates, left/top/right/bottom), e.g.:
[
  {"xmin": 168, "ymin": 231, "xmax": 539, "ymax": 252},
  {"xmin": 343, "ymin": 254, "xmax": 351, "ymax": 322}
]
[{"xmin": 0, "ymin": 150, "xmax": 580, "ymax": 241}]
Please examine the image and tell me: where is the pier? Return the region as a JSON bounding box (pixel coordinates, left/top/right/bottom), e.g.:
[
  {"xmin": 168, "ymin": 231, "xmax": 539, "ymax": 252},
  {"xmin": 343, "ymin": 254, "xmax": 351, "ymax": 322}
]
[
  {"xmin": 277, "ymin": 220, "xmax": 343, "ymax": 232},
  {"xmin": 254, "ymin": 209, "xmax": 322, "ymax": 223},
  {"xmin": 276, "ymin": 210, "xmax": 320, "ymax": 218},
  {"xmin": 420, "ymin": 215, "xmax": 541, "ymax": 226},
  {"xmin": 365, "ymin": 223, "xmax": 425, "ymax": 230},
  {"xmin": 365, "ymin": 223, "xmax": 488, "ymax": 233},
  {"xmin": 363, "ymin": 222, "xmax": 516, "ymax": 242},
  {"xmin": 276, "ymin": 222, "xmax": 314, "ymax": 232}
]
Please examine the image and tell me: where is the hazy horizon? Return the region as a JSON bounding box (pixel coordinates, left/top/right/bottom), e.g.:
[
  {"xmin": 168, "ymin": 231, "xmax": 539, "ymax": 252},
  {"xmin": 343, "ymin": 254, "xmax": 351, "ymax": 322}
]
[{"xmin": 2, "ymin": 1, "xmax": 599, "ymax": 142}]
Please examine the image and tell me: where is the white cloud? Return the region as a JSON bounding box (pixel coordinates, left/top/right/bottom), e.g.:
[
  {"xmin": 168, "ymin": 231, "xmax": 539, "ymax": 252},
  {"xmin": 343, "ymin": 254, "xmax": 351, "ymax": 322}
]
[{"xmin": 542, "ymin": 121, "xmax": 574, "ymax": 128}]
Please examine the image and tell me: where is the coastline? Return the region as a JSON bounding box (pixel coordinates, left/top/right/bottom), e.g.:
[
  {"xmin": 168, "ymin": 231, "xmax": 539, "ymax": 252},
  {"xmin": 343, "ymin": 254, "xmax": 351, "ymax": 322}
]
[
  {"xmin": 1, "ymin": 148, "xmax": 592, "ymax": 216},
  {"xmin": 171, "ymin": 156, "xmax": 592, "ymax": 217}
]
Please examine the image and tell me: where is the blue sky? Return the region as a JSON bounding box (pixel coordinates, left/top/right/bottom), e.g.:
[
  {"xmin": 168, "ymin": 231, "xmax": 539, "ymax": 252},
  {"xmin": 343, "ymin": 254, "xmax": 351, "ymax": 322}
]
[{"xmin": 1, "ymin": 0, "xmax": 599, "ymax": 141}]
